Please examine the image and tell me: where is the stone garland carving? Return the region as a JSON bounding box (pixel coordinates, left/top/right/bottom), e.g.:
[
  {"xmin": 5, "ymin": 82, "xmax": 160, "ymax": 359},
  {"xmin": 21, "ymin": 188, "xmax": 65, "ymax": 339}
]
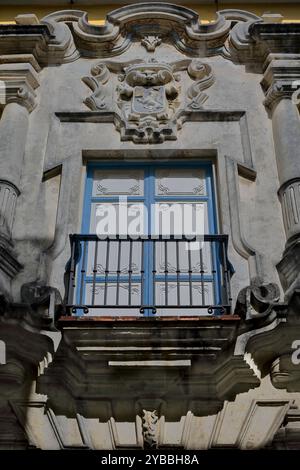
[
  {"xmin": 142, "ymin": 409, "xmax": 159, "ymax": 448},
  {"xmin": 83, "ymin": 58, "xmax": 215, "ymax": 144}
]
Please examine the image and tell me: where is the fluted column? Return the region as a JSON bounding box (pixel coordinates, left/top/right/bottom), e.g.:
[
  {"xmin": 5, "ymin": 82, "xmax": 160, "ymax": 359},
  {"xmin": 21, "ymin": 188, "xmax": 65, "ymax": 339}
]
[
  {"xmin": 272, "ymin": 98, "xmax": 300, "ymax": 245},
  {"xmin": 263, "ymin": 59, "xmax": 300, "ymax": 295},
  {"xmin": 0, "ymin": 64, "xmax": 39, "ymax": 292},
  {"xmin": 0, "ymin": 103, "xmax": 28, "ymax": 240}
]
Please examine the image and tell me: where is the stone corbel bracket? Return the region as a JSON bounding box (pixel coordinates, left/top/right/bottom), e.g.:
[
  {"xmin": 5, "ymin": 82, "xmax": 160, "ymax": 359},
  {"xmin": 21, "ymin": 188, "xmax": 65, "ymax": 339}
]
[
  {"xmin": 0, "ymin": 281, "xmax": 62, "ymax": 332},
  {"xmin": 0, "ymin": 63, "xmax": 39, "ymax": 112},
  {"xmin": 234, "ymin": 290, "xmax": 300, "ymax": 392},
  {"xmin": 234, "ymin": 277, "xmax": 280, "ymax": 321}
]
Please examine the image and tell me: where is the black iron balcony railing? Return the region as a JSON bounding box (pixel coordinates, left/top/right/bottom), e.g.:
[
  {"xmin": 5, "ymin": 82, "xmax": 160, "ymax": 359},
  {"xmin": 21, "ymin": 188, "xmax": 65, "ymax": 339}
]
[{"xmin": 64, "ymin": 234, "xmax": 233, "ymax": 316}]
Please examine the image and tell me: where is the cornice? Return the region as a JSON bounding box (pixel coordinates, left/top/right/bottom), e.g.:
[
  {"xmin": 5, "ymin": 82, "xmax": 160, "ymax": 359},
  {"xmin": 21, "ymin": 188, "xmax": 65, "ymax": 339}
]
[
  {"xmin": 41, "ymin": 7, "xmax": 261, "ymax": 60},
  {"xmin": 0, "ymin": 5, "xmax": 299, "ymax": 66}
]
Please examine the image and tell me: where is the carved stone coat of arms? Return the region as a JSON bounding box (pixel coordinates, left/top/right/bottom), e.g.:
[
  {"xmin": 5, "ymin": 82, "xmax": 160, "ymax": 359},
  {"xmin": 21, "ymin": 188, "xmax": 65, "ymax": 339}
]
[{"xmin": 83, "ymin": 58, "xmax": 214, "ymax": 144}]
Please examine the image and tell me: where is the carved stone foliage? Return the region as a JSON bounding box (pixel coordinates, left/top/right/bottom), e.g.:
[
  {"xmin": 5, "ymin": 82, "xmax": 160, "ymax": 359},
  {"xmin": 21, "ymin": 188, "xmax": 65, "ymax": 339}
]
[
  {"xmin": 83, "ymin": 58, "xmax": 214, "ymax": 143},
  {"xmin": 142, "ymin": 410, "xmax": 159, "ymax": 449},
  {"xmin": 141, "ymin": 36, "xmax": 162, "ymax": 52}
]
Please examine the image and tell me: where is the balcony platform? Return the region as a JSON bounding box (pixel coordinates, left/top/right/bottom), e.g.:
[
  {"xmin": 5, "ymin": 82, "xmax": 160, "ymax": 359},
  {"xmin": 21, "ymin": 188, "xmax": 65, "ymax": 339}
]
[{"xmin": 38, "ymin": 314, "xmax": 260, "ymax": 420}]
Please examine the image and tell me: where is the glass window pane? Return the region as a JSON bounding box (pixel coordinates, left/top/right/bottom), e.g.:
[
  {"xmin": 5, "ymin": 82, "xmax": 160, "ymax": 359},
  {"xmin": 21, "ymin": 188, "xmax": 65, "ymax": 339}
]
[
  {"xmin": 152, "ymin": 202, "xmax": 209, "ymax": 237},
  {"xmin": 86, "ymin": 240, "xmax": 143, "ymax": 277},
  {"xmin": 155, "ymin": 239, "xmax": 212, "ymax": 275},
  {"xmin": 89, "ymin": 202, "xmax": 145, "ymax": 236},
  {"xmin": 155, "ymin": 168, "xmax": 206, "ymax": 196},
  {"xmin": 92, "ymin": 169, "xmax": 144, "ymax": 197},
  {"xmin": 85, "ymin": 282, "xmax": 141, "ymax": 307},
  {"xmin": 155, "ymin": 281, "xmax": 214, "ymax": 307}
]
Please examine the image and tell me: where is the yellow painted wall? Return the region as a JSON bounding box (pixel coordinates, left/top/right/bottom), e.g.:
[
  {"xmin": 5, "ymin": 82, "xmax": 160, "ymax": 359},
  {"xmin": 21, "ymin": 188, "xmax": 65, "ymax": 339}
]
[{"xmin": 0, "ymin": 3, "xmax": 299, "ymax": 24}]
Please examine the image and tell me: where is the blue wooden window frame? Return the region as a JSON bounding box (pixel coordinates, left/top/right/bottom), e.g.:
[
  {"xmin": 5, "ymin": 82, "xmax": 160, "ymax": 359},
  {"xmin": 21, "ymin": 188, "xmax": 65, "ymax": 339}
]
[{"xmin": 79, "ymin": 161, "xmax": 220, "ymax": 315}]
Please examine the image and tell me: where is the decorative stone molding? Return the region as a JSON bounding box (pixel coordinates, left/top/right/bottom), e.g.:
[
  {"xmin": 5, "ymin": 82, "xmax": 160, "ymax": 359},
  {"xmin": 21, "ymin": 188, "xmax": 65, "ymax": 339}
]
[
  {"xmin": 0, "ymin": 24, "xmax": 52, "ymax": 67},
  {"xmin": 6, "ymin": 398, "xmax": 295, "ymax": 450},
  {"xmin": 225, "ymin": 157, "xmax": 264, "ymax": 280},
  {"xmin": 83, "ymin": 58, "xmax": 214, "ymax": 143},
  {"xmin": 0, "ymin": 7, "xmax": 298, "ymax": 67},
  {"xmin": 40, "ymin": 7, "xmax": 262, "ymax": 61}
]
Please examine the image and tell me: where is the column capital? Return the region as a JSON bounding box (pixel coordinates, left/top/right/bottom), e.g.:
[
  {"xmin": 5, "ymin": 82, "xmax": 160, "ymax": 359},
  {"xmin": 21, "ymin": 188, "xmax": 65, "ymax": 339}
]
[
  {"xmin": 0, "ymin": 63, "xmax": 39, "ymax": 112},
  {"xmin": 261, "ymin": 59, "xmax": 300, "ymax": 111}
]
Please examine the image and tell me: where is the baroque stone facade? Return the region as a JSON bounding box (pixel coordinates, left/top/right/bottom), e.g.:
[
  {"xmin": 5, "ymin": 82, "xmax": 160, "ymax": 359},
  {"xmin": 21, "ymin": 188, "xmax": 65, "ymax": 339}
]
[{"xmin": 0, "ymin": 3, "xmax": 300, "ymax": 450}]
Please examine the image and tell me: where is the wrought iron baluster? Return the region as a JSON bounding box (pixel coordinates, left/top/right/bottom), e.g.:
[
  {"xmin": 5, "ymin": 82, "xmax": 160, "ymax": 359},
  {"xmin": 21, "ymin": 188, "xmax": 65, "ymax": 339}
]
[
  {"xmin": 188, "ymin": 241, "xmax": 193, "ymax": 306},
  {"xmin": 116, "ymin": 239, "xmax": 122, "ymax": 306},
  {"xmin": 79, "ymin": 240, "xmax": 87, "ymax": 306},
  {"xmin": 104, "ymin": 240, "xmax": 110, "ymax": 306},
  {"xmin": 68, "ymin": 237, "xmax": 77, "ymax": 305},
  {"xmin": 210, "ymin": 240, "xmax": 217, "ymax": 305},
  {"xmin": 164, "ymin": 239, "xmax": 168, "ymax": 306},
  {"xmin": 221, "ymin": 239, "xmax": 231, "ymax": 307},
  {"xmin": 91, "ymin": 239, "xmax": 98, "ymax": 306},
  {"xmin": 199, "ymin": 245, "xmax": 205, "ymax": 305},
  {"xmin": 152, "ymin": 239, "xmax": 156, "ymax": 310},
  {"xmin": 176, "ymin": 240, "xmax": 180, "ymax": 306},
  {"xmin": 140, "ymin": 239, "xmax": 145, "ymax": 310},
  {"xmin": 128, "ymin": 239, "xmax": 133, "ymax": 306}
]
